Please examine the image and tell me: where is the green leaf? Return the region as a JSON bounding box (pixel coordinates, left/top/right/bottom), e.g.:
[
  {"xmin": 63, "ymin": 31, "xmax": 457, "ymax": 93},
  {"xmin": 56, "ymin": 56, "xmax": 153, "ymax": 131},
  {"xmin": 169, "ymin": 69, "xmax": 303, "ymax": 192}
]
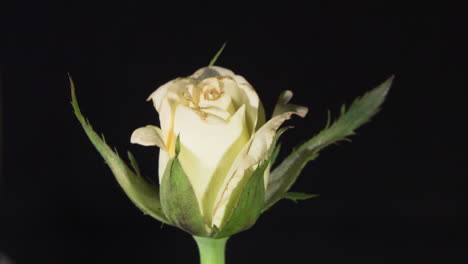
[
  {"xmin": 283, "ymin": 192, "xmax": 319, "ymax": 203},
  {"xmin": 160, "ymin": 157, "xmax": 208, "ymax": 236},
  {"xmin": 264, "ymin": 77, "xmax": 393, "ymax": 211},
  {"xmin": 208, "ymin": 42, "xmax": 227, "ymax": 67},
  {"xmin": 70, "ymin": 75, "xmax": 170, "ymax": 224},
  {"xmin": 214, "ymin": 160, "xmax": 269, "ymax": 238}
]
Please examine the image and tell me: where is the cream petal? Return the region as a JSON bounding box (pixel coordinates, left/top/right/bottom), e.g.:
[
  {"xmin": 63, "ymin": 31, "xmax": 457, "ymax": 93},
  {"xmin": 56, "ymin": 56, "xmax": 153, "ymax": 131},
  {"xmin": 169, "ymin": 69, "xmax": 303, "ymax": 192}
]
[
  {"xmin": 197, "ymin": 79, "xmax": 236, "ymax": 120},
  {"xmin": 191, "ymin": 66, "xmax": 236, "ymax": 81},
  {"xmin": 190, "ymin": 67, "xmax": 261, "ymax": 135},
  {"xmin": 172, "ymin": 104, "xmax": 250, "ymax": 207},
  {"xmin": 158, "ymin": 148, "xmax": 170, "ymax": 183},
  {"xmin": 256, "ymin": 100, "xmax": 266, "ymax": 131},
  {"xmin": 206, "ymin": 66, "xmax": 251, "ymax": 86},
  {"xmin": 148, "ymin": 78, "xmax": 200, "ymax": 156},
  {"xmin": 191, "ymin": 67, "xmax": 257, "ymax": 108},
  {"xmin": 157, "ymin": 99, "xmax": 176, "ymax": 155},
  {"xmin": 130, "ymin": 125, "xmax": 166, "ymax": 149},
  {"xmin": 221, "ymin": 78, "xmax": 260, "ymax": 135},
  {"xmin": 212, "ymin": 94, "xmax": 308, "ymax": 228},
  {"xmin": 201, "ymin": 102, "xmax": 235, "ymax": 121},
  {"xmin": 146, "ymin": 79, "xmax": 178, "ymax": 111},
  {"xmin": 272, "ymin": 90, "xmax": 308, "ymax": 118}
]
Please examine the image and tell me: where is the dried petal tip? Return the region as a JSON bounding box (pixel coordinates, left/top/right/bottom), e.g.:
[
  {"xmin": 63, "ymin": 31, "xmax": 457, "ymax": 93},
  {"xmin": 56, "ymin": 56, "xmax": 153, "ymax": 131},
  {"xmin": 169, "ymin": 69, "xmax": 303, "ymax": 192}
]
[{"xmin": 272, "ymin": 90, "xmax": 308, "ymax": 118}]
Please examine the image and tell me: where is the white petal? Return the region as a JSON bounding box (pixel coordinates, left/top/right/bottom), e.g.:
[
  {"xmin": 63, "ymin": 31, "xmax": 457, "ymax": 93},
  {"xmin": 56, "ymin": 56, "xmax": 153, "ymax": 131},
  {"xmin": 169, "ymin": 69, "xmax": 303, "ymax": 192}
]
[
  {"xmin": 158, "ymin": 98, "xmax": 176, "ymax": 155},
  {"xmin": 191, "ymin": 66, "xmax": 236, "ymax": 81},
  {"xmin": 272, "ymin": 90, "xmax": 308, "ymax": 118},
  {"xmin": 212, "ymin": 93, "xmax": 308, "ymax": 228},
  {"xmin": 146, "ymin": 79, "xmax": 178, "ymax": 111},
  {"xmin": 158, "ymin": 148, "xmax": 170, "ymax": 183},
  {"xmin": 197, "ymin": 78, "xmax": 236, "ymax": 120},
  {"xmin": 256, "ymin": 100, "xmax": 266, "ymax": 131},
  {"xmin": 148, "ymin": 78, "xmax": 199, "ymax": 156},
  {"xmin": 130, "ymin": 125, "xmax": 166, "ymax": 149},
  {"xmin": 206, "ymin": 66, "xmax": 251, "ymax": 86},
  {"xmin": 190, "ymin": 67, "xmax": 262, "ymax": 134},
  {"xmin": 172, "ymin": 104, "xmax": 250, "ymax": 208},
  {"xmin": 221, "ymin": 78, "xmax": 260, "ymax": 135}
]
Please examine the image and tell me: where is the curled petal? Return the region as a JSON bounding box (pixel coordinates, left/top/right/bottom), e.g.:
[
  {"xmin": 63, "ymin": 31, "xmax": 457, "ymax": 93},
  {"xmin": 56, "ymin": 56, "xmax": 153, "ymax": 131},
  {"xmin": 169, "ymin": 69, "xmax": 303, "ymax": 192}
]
[
  {"xmin": 148, "ymin": 67, "xmax": 263, "ymax": 151},
  {"xmin": 146, "ymin": 79, "xmax": 178, "ymax": 111},
  {"xmin": 130, "ymin": 125, "xmax": 166, "ymax": 149},
  {"xmin": 191, "ymin": 66, "xmax": 262, "ymax": 134},
  {"xmin": 191, "ymin": 66, "xmax": 248, "ymax": 85},
  {"xmin": 272, "ymin": 90, "xmax": 308, "ymax": 118},
  {"xmin": 148, "ymin": 78, "xmax": 199, "ymax": 155},
  {"xmin": 220, "ymin": 77, "xmax": 261, "ymax": 135},
  {"xmin": 212, "ymin": 93, "xmax": 308, "ymax": 228}
]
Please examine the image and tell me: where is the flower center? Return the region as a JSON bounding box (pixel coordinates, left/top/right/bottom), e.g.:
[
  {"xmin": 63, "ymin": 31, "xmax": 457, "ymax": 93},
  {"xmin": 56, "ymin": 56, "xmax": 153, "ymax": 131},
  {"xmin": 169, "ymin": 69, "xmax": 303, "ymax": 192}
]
[
  {"xmin": 182, "ymin": 78, "xmax": 234, "ymax": 121},
  {"xmin": 204, "ymin": 86, "xmax": 223, "ymax": 101}
]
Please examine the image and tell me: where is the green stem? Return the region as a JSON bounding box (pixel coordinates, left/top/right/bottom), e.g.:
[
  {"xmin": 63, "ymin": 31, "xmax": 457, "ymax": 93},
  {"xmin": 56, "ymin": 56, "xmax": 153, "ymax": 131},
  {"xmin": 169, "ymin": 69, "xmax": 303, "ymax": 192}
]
[{"xmin": 193, "ymin": 236, "xmax": 229, "ymax": 264}]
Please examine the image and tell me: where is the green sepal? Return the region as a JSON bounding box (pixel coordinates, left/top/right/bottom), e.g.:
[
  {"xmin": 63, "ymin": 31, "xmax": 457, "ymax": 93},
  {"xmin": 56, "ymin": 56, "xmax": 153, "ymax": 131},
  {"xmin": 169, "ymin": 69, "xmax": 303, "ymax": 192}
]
[
  {"xmin": 160, "ymin": 144, "xmax": 208, "ymax": 236},
  {"xmin": 70, "ymin": 75, "xmax": 170, "ymax": 224},
  {"xmin": 208, "ymin": 42, "xmax": 227, "ymax": 67},
  {"xmin": 175, "ymin": 134, "xmax": 181, "ymax": 155},
  {"xmin": 213, "ymin": 160, "xmax": 269, "ymax": 238},
  {"xmin": 209, "ymin": 127, "xmax": 290, "ymax": 238},
  {"xmin": 264, "ymin": 77, "xmax": 393, "ymax": 211},
  {"xmin": 269, "ymin": 143, "xmax": 281, "ymax": 168},
  {"xmin": 127, "ymin": 151, "xmax": 142, "ymax": 177},
  {"xmin": 283, "ymin": 192, "xmax": 319, "ymax": 203},
  {"xmin": 268, "ymin": 126, "xmax": 291, "ymax": 165}
]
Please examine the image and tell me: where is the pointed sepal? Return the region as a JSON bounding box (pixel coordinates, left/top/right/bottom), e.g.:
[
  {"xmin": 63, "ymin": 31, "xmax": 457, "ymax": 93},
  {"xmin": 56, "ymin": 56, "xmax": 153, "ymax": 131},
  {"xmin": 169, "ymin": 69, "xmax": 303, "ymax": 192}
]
[
  {"xmin": 70, "ymin": 75, "xmax": 170, "ymax": 224},
  {"xmin": 264, "ymin": 77, "xmax": 393, "ymax": 211},
  {"xmin": 209, "ymin": 42, "xmax": 227, "ymax": 66},
  {"xmin": 213, "ymin": 160, "xmax": 268, "ymax": 238},
  {"xmin": 160, "ymin": 138, "xmax": 208, "ymax": 236},
  {"xmin": 283, "ymin": 192, "xmax": 319, "ymax": 203}
]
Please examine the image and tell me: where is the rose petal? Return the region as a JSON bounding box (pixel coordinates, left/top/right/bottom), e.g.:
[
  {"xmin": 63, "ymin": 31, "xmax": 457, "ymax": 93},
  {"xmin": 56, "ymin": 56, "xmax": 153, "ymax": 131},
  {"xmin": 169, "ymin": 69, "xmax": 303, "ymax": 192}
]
[
  {"xmin": 146, "ymin": 79, "xmax": 178, "ymax": 111},
  {"xmin": 191, "ymin": 66, "xmax": 237, "ymax": 81},
  {"xmin": 158, "ymin": 148, "xmax": 171, "ymax": 184},
  {"xmin": 130, "ymin": 125, "xmax": 166, "ymax": 149},
  {"xmin": 256, "ymin": 100, "xmax": 266, "ymax": 131},
  {"xmin": 212, "ymin": 92, "xmax": 308, "ymax": 228},
  {"xmin": 272, "ymin": 90, "xmax": 308, "ymax": 118},
  {"xmin": 191, "ymin": 66, "xmax": 263, "ymax": 135},
  {"xmin": 148, "ymin": 78, "xmax": 199, "ymax": 156},
  {"xmin": 171, "ymin": 104, "xmax": 250, "ymax": 211},
  {"xmin": 220, "ymin": 78, "xmax": 261, "ymax": 135}
]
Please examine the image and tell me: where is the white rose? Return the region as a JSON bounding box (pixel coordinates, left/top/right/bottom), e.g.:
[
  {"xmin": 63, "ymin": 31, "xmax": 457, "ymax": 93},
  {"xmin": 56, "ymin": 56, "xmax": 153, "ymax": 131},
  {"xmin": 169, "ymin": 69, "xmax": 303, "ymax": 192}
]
[{"xmin": 131, "ymin": 66, "xmax": 307, "ymax": 231}]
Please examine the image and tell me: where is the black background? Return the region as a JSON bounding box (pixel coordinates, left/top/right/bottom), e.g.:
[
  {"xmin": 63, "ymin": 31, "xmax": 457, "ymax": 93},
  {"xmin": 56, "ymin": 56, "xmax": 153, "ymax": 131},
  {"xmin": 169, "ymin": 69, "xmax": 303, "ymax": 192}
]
[{"xmin": 1, "ymin": 1, "xmax": 466, "ymax": 263}]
